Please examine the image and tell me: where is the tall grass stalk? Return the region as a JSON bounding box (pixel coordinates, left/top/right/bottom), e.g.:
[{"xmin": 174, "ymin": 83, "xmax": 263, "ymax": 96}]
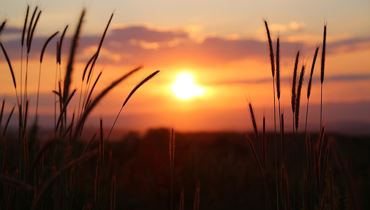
[
  {"xmin": 276, "ymin": 37, "xmax": 281, "ymax": 128},
  {"xmin": 305, "ymin": 47, "xmax": 319, "ymax": 135},
  {"xmin": 107, "ymin": 70, "xmax": 160, "ymax": 139},
  {"xmin": 36, "ymin": 31, "xmax": 59, "ymax": 120},
  {"xmin": 25, "ymin": 7, "xmax": 41, "ymax": 107},
  {"xmin": 263, "ymin": 20, "xmax": 276, "ymax": 133},
  {"xmin": 63, "ymin": 9, "xmax": 85, "ymax": 126},
  {"xmin": 320, "ymin": 24, "xmax": 327, "ymax": 129},
  {"xmin": 295, "ymin": 65, "xmax": 305, "ymax": 131},
  {"xmin": 291, "ymin": 51, "xmax": 299, "ymax": 133}
]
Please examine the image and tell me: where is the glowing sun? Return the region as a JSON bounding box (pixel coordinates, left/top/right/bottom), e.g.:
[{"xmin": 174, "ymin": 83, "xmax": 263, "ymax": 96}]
[{"xmin": 172, "ymin": 72, "xmax": 205, "ymax": 100}]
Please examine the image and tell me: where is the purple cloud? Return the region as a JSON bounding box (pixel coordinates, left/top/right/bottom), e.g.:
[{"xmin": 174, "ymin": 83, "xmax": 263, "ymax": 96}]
[{"xmin": 1, "ymin": 24, "xmax": 370, "ymax": 67}]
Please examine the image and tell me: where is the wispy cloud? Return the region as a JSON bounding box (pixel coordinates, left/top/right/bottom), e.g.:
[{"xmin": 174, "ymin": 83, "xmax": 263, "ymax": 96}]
[
  {"xmin": 1, "ymin": 24, "xmax": 370, "ymax": 66},
  {"xmin": 268, "ymin": 21, "xmax": 305, "ymax": 34},
  {"xmin": 210, "ymin": 73, "xmax": 370, "ymax": 86}
]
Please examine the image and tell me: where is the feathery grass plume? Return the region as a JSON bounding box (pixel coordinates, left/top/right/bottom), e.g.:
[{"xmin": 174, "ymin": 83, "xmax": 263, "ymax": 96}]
[
  {"xmin": 305, "ymin": 47, "xmax": 319, "ymax": 134},
  {"xmin": 263, "ymin": 20, "xmax": 277, "ymax": 132},
  {"xmin": 74, "ymin": 66, "xmax": 142, "ymax": 138},
  {"xmin": 21, "ymin": 5, "xmax": 30, "ymax": 46},
  {"xmin": 0, "ymin": 43, "xmax": 17, "ymax": 90},
  {"xmin": 31, "ymin": 149, "xmax": 99, "ymax": 210},
  {"xmin": 25, "ymin": 7, "xmax": 41, "ymax": 105},
  {"xmin": 86, "ymin": 13, "xmax": 114, "ymax": 83},
  {"xmin": 291, "ymin": 51, "xmax": 300, "ymax": 114},
  {"xmin": 0, "ymin": 20, "xmax": 6, "ymax": 35},
  {"xmin": 27, "ymin": 9, "xmax": 41, "ymax": 53},
  {"xmin": 63, "ymin": 9, "xmax": 85, "ymax": 110},
  {"xmin": 26, "ymin": 6, "xmax": 38, "ymax": 50},
  {"xmin": 107, "ymin": 70, "xmax": 160, "ymax": 139},
  {"xmin": 295, "ymin": 65, "xmax": 305, "ymax": 130},
  {"xmin": 36, "ymin": 31, "xmax": 59, "ymax": 119},
  {"xmin": 57, "ymin": 25, "xmax": 69, "ymax": 65},
  {"xmin": 307, "ymin": 47, "xmax": 319, "ymax": 99},
  {"xmin": 291, "ymin": 51, "xmax": 299, "ymax": 133},
  {"xmin": 320, "ymin": 25, "xmax": 326, "ymax": 84},
  {"xmin": 264, "ymin": 20, "xmax": 275, "ymax": 78},
  {"xmin": 19, "ymin": 5, "xmax": 30, "ymax": 113},
  {"xmin": 320, "ymin": 24, "xmax": 327, "ymax": 128},
  {"xmin": 2, "ymin": 105, "xmax": 15, "ymax": 136},
  {"xmin": 248, "ymin": 103, "xmax": 259, "ymax": 138},
  {"xmin": 276, "ymin": 37, "xmax": 281, "ymax": 100}
]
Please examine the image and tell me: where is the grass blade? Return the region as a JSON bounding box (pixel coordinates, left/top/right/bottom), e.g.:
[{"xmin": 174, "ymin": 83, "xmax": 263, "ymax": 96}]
[
  {"xmin": 87, "ymin": 13, "xmax": 114, "ymax": 83},
  {"xmin": 276, "ymin": 37, "xmax": 280, "ymax": 99},
  {"xmin": 75, "ymin": 66, "xmax": 142, "ymax": 138},
  {"xmin": 57, "ymin": 25, "xmax": 69, "ymax": 64},
  {"xmin": 21, "ymin": 5, "xmax": 30, "ymax": 46},
  {"xmin": 107, "ymin": 70, "xmax": 160, "ymax": 139},
  {"xmin": 63, "ymin": 10, "xmax": 85, "ymax": 106},
  {"xmin": 307, "ymin": 47, "xmax": 319, "ymax": 99},
  {"xmin": 27, "ymin": 10, "xmax": 41, "ymax": 53},
  {"xmin": 40, "ymin": 31, "xmax": 59, "ymax": 63},
  {"xmin": 26, "ymin": 6, "xmax": 38, "ymax": 50},
  {"xmin": 291, "ymin": 51, "xmax": 299, "ymax": 113},
  {"xmin": 0, "ymin": 20, "xmax": 6, "ymax": 35},
  {"xmin": 248, "ymin": 103, "xmax": 259, "ymax": 138},
  {"xmin": 295, "ymin": 65, "xmax": 305, "ymax": 130},
  {"xmin": 264, "ymin": 20, "xmax": 275, "ymax": 78}
]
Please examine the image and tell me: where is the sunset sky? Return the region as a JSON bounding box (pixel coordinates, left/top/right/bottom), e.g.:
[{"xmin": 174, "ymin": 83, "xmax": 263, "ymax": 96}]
[{"xmin": 0, "ymin": 0, "xmax": 369, "ymax": 134}]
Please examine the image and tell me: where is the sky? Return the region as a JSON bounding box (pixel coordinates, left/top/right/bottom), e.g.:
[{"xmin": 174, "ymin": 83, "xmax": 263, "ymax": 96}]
[{"xmin": 0, "ymin": 0, "xmax": 369, "ymax": 134}]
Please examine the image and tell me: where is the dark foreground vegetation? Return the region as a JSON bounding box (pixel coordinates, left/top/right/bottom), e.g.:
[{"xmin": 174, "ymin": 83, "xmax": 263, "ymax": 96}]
[{"xmin": 1, "ymin": 129, "xmax": 370, "ymax": 210}]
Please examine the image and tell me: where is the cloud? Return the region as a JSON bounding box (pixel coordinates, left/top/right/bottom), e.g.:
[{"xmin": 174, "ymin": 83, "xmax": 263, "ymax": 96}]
[
  {"xmin": 1, "ymin": 24, "xmax": 370, "ymax": 67},
  {"xmin": 0, "ymin": 25, "xmax": 22, "ymax": 35},
  {"xmin": 269, "ymin": 21, "xmax": 305, "ymax": 34},
  {"xmin": 210, "ymin": 73, "xmax": 370, "ymax": 86}
]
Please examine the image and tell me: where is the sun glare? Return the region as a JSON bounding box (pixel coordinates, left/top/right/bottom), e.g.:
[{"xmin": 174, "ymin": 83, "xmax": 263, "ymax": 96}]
[{"xmin": 172, "ymin": 72, "xmax": 205, "ymax": 100}]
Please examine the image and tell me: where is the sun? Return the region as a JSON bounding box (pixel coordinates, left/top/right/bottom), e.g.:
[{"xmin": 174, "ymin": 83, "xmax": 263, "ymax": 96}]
[{"xmin": 172, "ymin": 72, "xmax": 205, "ymax": 100}]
